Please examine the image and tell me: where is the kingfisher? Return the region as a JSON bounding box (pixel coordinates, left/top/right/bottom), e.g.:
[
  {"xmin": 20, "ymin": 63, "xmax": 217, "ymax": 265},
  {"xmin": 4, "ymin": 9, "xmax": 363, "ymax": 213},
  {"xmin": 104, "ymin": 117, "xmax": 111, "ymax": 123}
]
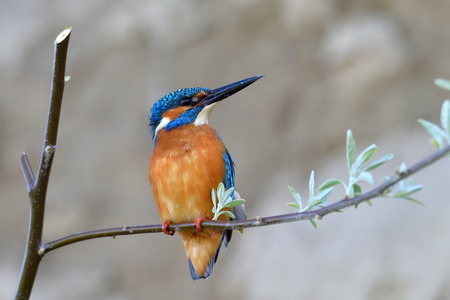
[{"xmin": 149, "ymin": 75, "xmax": 263, "ymax": 280}]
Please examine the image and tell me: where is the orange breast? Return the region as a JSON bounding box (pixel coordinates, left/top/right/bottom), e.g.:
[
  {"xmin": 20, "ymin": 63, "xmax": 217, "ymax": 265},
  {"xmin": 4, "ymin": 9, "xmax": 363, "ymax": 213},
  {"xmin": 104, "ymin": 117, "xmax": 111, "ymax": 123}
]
[
  {"xmin": 149, "ymin": 123, "xmax": 231, "ymax": 278},
  {"xmin": 149, "ymin": 123, "xmax": 227, "ymax": 223}
]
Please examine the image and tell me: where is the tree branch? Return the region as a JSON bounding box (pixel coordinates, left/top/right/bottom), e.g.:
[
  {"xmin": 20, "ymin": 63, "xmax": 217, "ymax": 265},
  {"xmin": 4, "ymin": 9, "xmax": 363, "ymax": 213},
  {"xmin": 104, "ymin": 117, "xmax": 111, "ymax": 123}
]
[
  {"xmin": 41, "ymin": 143, "xmax": 450, "ymax": 255},
  {"xmin": 15, "ymin": 27, "xmax": 71, "ymax": 300}
]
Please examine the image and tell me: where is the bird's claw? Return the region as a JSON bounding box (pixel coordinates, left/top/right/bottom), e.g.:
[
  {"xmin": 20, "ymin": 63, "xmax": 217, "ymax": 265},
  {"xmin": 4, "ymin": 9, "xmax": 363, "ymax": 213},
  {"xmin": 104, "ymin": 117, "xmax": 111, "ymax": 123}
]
[
  {"xmin": 194, "ymin": 217, "xmax": 209, "ymax": 233},
  {"xmin": 162, "ymin": 220, "xmax": 175, "ymax": 236}
]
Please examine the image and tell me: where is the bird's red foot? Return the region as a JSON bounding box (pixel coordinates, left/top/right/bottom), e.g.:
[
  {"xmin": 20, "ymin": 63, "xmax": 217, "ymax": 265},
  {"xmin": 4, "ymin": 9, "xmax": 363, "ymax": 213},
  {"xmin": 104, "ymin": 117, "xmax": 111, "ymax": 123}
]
[
  {"xmin": 162, "ymin": 220, "xmax": 175, "ymax": 236},
  {"xmin": 194, "ymin": 217, "xmax": 210, "ymax": 233}
]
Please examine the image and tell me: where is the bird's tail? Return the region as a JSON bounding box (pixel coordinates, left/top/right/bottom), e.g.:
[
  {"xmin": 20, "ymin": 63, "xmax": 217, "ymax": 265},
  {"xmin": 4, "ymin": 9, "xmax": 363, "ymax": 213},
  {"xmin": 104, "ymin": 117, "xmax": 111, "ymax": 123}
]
[
  {"xmin": 183, "ymin": 192, "xmax": 247, "ymax": 280},
  {"xmin": 180, "ymin": 229, "xmax": 225, "ymax": 280}
]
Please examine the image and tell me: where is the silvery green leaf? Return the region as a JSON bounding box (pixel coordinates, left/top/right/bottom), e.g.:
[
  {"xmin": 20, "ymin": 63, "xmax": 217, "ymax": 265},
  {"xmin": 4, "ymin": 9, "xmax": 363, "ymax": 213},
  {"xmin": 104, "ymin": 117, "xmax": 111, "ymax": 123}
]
[
  {"xmin": 434, "ymin": 78, "xmax": 450, "ymax": 91},
  {"xmin": 356, "ymin": 171, "xmax": 375, "ymax": 185},
  {"xmin": 398, "ymin": 162, "xmax": 407, "ymax": 173},
  {"xmin": 219, "ymin": 211, "xmax": 236, "ymax": 219},
  {"xmin": 397, "ymin": 179, "xmax": 405, "ymax": 191},
  {"xmin": 318, "ymin": 178, "xmax": 346, "ymax": 191},
  {"xmin": 287, "ymin": 203, "xmax": 301, "ymax": 211},
  {"xmin": 287, "ymin": 185, "xmax": 302, "ymax": 204},
  {"xmin": 418, "ymin": 119, "xmax": 447, "ymax": 148},
  {"xmin": 431, "ymin": 139, "xmax": 442, "ymax": 148},
  {"xmin": 287, "ymin": 185, "xmax": 302, "ymax": 211},
  {"xmin": 364, "ymin": 153, "xmax": 394, "ymax": 172},
  {"xmin": 441, "ymin": 100, "xmax": 450, "ymax": 136},
  {"xmin": 316, "ymin": 187, "xmax": 334, "ymax": 202},
  {"xmin": 309, "ymin": 171, "xmax": 315, "ymax": 198},
  {"xmin": 403, "ymin": 197, "xmax": 424, "ymax": 205},
  {"xmin": 307, "ymin": 196, "xmax": 323, "ymax": 208},
  {"xmin": 353, "ymin": 184, "xmax": 362, "ymax": 196},
  {"xmin": 217, "ymin": 182, "xmax": 225, "ymax": 198},
  {"xmin": 309, "ymin": 219, "xmax": 317, "ymax": 229},
  {"xmin": 222, "ymin": 186, "xmax": 235, "ymax": 204},
  {"xmin": 211, "ymin": 189, "xmax": 217, "ymax": 208},
  {"xmin": 405, "ymin": 185, "xmax": 422, "ymax": 194},
  {"xmin": 391, "ymin": 190, "xmax": 409, "ymax": 198},
  {"xmin": 346, "ymin": 130, "xmax": 356, "ymax": 173},
  {"xmin": 224, "ymin": 199, "xmax": 246, "ymax": 208},
  {"xmin": 354, "ymin": 144, "xmax": 377, "ymax": 170}
]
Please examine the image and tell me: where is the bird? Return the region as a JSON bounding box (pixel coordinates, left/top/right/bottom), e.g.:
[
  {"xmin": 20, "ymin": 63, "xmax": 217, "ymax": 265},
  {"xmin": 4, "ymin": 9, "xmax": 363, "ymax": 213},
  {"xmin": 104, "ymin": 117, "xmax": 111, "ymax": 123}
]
[{"xmin": 149, "ymin": 75, "xmax": 263, "ymax": 280}]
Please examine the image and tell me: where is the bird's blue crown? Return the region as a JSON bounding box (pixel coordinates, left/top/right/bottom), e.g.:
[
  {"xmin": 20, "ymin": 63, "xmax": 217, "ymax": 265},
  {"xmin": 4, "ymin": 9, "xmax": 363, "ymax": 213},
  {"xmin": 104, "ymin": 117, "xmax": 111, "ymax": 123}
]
[{"xmin": 149, "ymin": 87, "xmax": 211, "ymax": 139}]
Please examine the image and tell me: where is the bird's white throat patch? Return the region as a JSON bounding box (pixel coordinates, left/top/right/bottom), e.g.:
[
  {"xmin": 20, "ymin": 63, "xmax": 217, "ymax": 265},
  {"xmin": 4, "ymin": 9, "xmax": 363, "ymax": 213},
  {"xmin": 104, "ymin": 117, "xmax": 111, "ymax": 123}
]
[
  {"xmin": 154, "ymin": 117, "xmax": 170, "ymax": 138},
  {"xmin": 194, "ymin": 103, "xmax": 217, "ymax": 126}
]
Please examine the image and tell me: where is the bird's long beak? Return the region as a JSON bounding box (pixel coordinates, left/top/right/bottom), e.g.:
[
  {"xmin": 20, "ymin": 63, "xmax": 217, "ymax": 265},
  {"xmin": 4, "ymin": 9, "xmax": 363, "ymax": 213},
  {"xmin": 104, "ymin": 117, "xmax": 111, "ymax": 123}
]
[{"xmin": 201, "ymin": 75, "xmax": 264, "ymax": 106}]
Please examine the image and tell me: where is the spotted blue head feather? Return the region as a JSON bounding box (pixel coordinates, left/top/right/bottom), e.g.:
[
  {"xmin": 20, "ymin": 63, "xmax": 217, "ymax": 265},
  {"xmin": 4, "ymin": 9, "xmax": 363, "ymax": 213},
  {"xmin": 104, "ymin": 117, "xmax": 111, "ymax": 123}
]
[{"xmin": 149, "ymin": 87, "xmax": 210, "ymax": 140}]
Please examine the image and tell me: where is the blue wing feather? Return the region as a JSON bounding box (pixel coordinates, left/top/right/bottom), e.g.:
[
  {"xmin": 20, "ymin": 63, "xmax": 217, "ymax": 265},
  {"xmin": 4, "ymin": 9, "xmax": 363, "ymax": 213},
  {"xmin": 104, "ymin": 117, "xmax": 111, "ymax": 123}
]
[
  {"xmin": 222, "ymin": 149, "xmax": 235, "ymax": 191},
  {"xmin": 221, "ymin": 149, "xmax": 235, "ymax": 248}
]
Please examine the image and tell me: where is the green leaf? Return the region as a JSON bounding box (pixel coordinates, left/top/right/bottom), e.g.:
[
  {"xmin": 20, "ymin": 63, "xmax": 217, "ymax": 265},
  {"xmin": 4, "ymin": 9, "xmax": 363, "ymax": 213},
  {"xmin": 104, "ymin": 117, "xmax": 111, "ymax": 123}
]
[
  {"xmin": 403, "ymin": 197, "xmax": 424, "ymax": 206},
  {"xmin": 405, "ymin": 185, "xmax": 422, "ymax": 194},
  {"xmin": 307, "ymin": 196, "xmax": 324, "ymax": 209},
  {"xmin": 287, "ymin": 185, "xmax": 299, "ymax": 198},
  {"xmin": 219, "ymin": 211, "xmax": 236, "ymax": 219},
  {"xmin": 309, "ymin": 219, "xmax": 317, "ymax": 229},
  {"xmin": 318, "ymin": 178, "xmax": 346, "ymax": 191},
  {"xmin": 398, "ymin": 162, "xmax": 407, "ymax": 173},
  {"xmin": 392, "ymin": 190, "xmax": 410, "ymax": 198},
  {"xmin": 355, "ymin": 171, "xmax": 375, "ymax": 185},
  {"xmin": 287, "ymin": 185, "xmax": 302, "ymax": 211},
  {"xmin": 431, "ymin": 139, "xmax": 442, "ymax": 148},
  {"xmin": 434, "ymin": 78, "xmax": 450, "ymax": 91},
  {"xmin": 346, "ymin": 130, "xmax": 356, "ymax": 173},
  {"xmin": 353, "ymin": 184, "xmax": 362, "ymax": 196},
  {"xmin": 211, "ymin": 189, "xmax": 217, "ymax": 208},
  {"xmin": 287, "ymin": 185, "xmax": 302, "ymax": 204},
  {"xmin": 315, "ymin": 187, "xmax": 334, "ymax": 201},
  {"xmin": 211, "ymin": 183, "xmax": 244, "ymax": 220},
  {"xmin": 222, "ymin": 186, "xmax": 235, "ymax": 204},
  {"xmin": 418, "ymin": 119, "xmax": 447, "ymax": 148},
  {"xmin": 217, "ymin": 182, "xmax": 225, "ymax": 198},
  {"xmin": 364, "ymin": 153, "xmax": 393, "ymax": 172},
  {"xmin": 309, "ymin": 171, "xmax": 315, "ymax": 199},
  {"xmin": 354, "ymin": 144, "xmax": 377, "ymax": 170},
  {"xmin": 223, "ymin": 199, "xmax": 246, "ymax": 208},
  {"xmin": 287, "ymin": 203, "xmax": 301, "ymax": 210},
  {"xmin": 441, "ymin": 100, "xmax": 450, "ymax": 136}
]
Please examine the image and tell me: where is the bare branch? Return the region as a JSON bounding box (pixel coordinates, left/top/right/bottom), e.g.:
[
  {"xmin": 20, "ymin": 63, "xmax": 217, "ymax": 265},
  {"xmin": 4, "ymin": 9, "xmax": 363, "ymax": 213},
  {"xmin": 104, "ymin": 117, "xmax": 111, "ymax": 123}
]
[
  {"xmin": 40, "ymin": 143, "xmax": 450, "ymax": 255},
  {"xmin": 15, "ymin": 27, "xmax": 72, "ymax": 300}
]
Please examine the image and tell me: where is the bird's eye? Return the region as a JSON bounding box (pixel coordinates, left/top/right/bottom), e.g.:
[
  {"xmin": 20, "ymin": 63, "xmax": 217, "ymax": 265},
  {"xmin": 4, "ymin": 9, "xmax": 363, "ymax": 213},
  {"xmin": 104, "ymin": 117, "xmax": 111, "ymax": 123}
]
[{"xmin": 180, "ymin": 98, "xmax": 192, "ymax": 106}]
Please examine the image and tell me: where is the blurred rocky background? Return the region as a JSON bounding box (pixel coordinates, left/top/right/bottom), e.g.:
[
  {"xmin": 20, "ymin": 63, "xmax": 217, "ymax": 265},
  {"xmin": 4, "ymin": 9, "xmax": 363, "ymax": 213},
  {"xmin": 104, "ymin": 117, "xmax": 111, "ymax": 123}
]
[{"xmin": 2, "ymin": 1, "xmax": 450, "ymax": 299}]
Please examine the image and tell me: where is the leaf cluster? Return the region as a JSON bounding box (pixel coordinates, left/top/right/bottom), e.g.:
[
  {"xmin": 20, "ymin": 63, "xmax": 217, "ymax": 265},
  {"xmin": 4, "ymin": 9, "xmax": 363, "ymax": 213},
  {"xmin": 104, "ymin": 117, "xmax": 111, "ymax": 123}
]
[
  {"xmin": 320, "ymin": 130, "xmax": 393, "ymax": 198},
  {"xmin": 418, "ymin": 98, "xmax": 450, "ymax": 149},
  {"xmin": 211, "ymin": 183, "xmax": 245, "ymax": 220}
]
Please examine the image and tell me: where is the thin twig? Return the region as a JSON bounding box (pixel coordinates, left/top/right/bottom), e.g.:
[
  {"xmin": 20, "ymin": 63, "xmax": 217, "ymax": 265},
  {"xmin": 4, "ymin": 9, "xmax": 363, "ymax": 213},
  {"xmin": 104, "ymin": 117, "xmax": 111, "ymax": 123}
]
[
  {"xmin": 41, "ymin": 143, "xmax": 450, "ymax": 255},
  {"xmin": 15, "ymin": 27, "xmax": 71, "ymax": 300},
  {"xmin": 19, "ymin": 153, "xmax": 35, "ymax": 193}
]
